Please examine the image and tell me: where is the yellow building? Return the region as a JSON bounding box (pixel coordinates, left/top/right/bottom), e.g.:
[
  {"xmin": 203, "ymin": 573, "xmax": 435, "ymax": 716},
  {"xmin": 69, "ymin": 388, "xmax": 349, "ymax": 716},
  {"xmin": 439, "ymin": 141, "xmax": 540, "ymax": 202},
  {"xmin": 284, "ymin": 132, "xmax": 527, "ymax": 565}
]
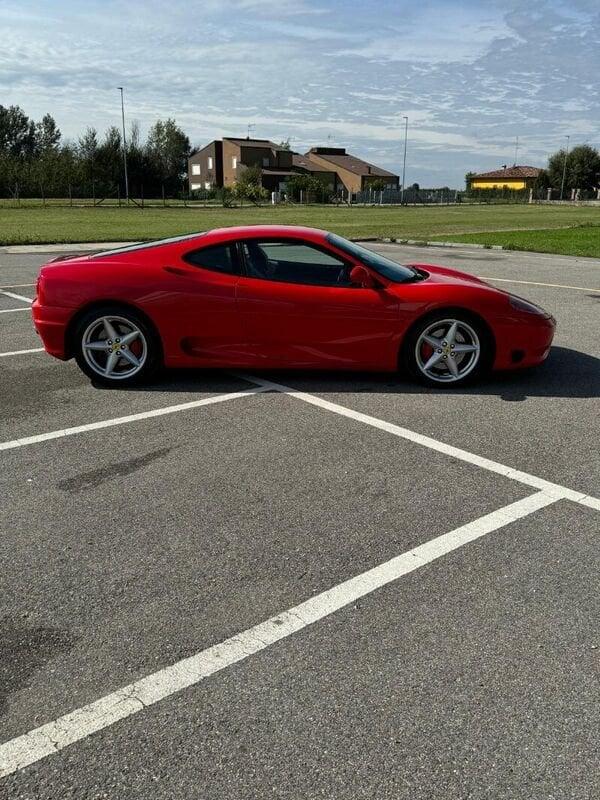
[{"xmin": 469, "ymin": 165, "xmax": 542, "ymax": 191}]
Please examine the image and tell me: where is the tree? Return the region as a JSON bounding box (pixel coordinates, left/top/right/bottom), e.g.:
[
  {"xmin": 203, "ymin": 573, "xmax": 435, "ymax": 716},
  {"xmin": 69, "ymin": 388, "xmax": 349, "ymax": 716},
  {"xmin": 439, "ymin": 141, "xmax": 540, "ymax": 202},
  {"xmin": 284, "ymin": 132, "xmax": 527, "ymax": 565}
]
[
  {"xmin": 465, "ymin": 172, "xmax": 476, "ymax": 191},
  {"xmin": 234, "ymin": 164, "xmax": 267, "ymax": 203},
  {"xmin": 146, "ymin": 118, "xmax": 191, "ymax": 194},
  {"xmin": 368, "ymin": 178, "xmax": 386, "ymax": 193},
  {"xmin": 0, "ymin": 105, "xmax": 36, "ymax": 157},
  {"xmin": 96, "ymin": 126, "xmax": 122, "ymax": 193},
  {"xmin": 547, "ymin": 144, "xmax": 600, "ymax": 194},
  {"xmin": 279, "ymin": 138, "xmax": 292, "ymax": 151},
  {"xmin": 285, "ymin": 172, "xmax": 329, "ymax": 201},
  {"xmin": 35, "ymin": 114, "xmax": 61, "ymax": 153}
]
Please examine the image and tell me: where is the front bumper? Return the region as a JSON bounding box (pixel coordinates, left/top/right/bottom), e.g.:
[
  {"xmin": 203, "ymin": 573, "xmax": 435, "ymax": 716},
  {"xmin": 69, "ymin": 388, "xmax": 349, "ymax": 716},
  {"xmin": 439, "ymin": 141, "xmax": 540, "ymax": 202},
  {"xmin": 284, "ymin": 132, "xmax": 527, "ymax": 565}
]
[
  {"xmin": 31, "ymin": 299, "xmax": 72, "ymax": 360},
  {"xmin": 493, "ymin": 314, "xmax": 556, "ymax": 371}
]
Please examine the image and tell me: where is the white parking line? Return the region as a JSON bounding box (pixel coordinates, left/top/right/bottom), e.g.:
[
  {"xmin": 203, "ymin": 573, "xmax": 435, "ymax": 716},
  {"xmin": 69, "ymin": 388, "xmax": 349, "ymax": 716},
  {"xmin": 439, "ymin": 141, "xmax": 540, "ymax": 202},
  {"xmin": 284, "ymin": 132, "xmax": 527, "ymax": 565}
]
[
  {"xmin": 0, "ymin": 307, "xmax": 29, "ymax": 314},
  {"xmin": 238, "ymin": 374, "xmax": 600, "ymax": 513},
  {"xmin": 478, "ymin": 276, "xmax": 600, "ymax": 293},
  {"xmin": 0, "ymin": 283, "xmax": 35, "ymax": 290},
  {"xmin": 0, "ymin": 290, "xmax": 33, "ymax": 303},
  {"xmin": 0, "ymin": 490, "xmax": 558, "ymax": 779},
  {"xmin": 0, "ymin": 348, "xmax": 44, "ymax": 358},
  {"xmin": 0, "ymin": 386, "xmax": 270, "ymax": 453}
]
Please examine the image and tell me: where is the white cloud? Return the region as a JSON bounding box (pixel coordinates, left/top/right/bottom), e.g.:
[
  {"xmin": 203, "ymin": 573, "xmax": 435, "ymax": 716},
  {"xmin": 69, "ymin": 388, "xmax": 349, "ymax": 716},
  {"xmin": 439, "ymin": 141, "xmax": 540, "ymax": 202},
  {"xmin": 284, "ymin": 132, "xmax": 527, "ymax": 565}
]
[{"xmin": 1, "ymin": 0, "xmax": 598, "ymax": 186}]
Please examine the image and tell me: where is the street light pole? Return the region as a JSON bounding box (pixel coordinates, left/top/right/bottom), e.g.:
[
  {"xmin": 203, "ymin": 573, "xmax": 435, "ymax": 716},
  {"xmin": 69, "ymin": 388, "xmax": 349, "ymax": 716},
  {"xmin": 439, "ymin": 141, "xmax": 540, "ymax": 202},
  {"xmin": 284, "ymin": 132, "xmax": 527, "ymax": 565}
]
[
  {"xmin": 401, "ymin": 116, "xmax": 408, "ymax": 204},
  {"xmin": 117, "ymin": 87, "xmax": 129, "ymax": 203},
  {"xmin": 560, "ymin": 134, "xmax": 570, "ymax": 201}
]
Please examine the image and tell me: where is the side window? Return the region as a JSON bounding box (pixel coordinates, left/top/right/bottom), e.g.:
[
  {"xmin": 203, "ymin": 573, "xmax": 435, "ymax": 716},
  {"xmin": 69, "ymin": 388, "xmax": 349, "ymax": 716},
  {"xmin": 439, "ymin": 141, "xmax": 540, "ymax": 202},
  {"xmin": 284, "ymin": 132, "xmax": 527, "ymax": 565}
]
[
  {"xmin": 183, "ymin": 244, "xmax": 239, "ymax": 275},
  {"xmin": 241, "ymin": 240, "xmax": 349, "ymax": 286}
]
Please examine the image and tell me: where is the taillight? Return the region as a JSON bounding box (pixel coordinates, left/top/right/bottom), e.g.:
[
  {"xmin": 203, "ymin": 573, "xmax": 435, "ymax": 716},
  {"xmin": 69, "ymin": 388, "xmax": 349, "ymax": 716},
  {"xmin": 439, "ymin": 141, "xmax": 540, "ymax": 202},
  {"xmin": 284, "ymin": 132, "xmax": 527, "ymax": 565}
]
[{"xmin": 36, "ymin": 274, "xmax": 44, "ymax": 304}]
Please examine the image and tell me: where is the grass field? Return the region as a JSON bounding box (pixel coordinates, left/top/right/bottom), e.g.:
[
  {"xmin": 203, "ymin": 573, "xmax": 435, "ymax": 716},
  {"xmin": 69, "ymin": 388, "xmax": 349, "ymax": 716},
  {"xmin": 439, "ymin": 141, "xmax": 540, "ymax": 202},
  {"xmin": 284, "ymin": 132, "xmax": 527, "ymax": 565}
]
[
  {"xmin": 436, "ymin": 225, "xmax": 600, "ymax": 258},
  {"xmin": 0, "ymin": 203, "xmax": 599, "ymax": 256}
]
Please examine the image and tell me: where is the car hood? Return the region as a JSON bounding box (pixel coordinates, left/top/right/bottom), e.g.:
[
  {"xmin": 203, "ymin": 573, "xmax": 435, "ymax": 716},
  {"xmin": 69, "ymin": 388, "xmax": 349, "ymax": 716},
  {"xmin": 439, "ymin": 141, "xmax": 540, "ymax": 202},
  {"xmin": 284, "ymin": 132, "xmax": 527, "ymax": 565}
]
[{"xmin": 406, "ymin": 262, "xmax": 494, "ymax": 289}]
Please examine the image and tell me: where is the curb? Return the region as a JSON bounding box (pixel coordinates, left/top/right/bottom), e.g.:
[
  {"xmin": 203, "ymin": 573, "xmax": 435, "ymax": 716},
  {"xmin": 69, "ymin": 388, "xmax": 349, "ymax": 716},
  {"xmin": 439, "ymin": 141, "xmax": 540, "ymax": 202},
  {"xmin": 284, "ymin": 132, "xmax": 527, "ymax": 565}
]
[
  {"xmin": 360, "ymin": 238, "xmax": 505, "ymax": 251},
  {"xmin": 0, "ymin": 242, "xmax": 138, "ymax": 254}
]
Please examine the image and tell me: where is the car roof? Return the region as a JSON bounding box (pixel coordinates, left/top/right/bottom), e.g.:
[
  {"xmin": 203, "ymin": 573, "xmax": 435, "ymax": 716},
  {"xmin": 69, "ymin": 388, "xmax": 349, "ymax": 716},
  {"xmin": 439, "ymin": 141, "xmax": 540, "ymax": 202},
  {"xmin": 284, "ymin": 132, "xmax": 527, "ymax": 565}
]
[
  {"xmin": 204, "ymin": 225, "xmax": 328, "ymax": 242},
  {"xmin": 89, "ymin": 226, "xmax": 329, "ymax": 260}
]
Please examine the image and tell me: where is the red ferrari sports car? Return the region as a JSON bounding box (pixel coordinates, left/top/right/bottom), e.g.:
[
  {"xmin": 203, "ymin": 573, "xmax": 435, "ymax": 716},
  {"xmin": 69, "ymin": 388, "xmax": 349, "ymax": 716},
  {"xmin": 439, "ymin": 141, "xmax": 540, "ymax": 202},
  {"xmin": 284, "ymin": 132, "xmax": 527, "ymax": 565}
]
[{"xmin": 32, "ymin": 225, "xmax": 555, "ymax": 387}]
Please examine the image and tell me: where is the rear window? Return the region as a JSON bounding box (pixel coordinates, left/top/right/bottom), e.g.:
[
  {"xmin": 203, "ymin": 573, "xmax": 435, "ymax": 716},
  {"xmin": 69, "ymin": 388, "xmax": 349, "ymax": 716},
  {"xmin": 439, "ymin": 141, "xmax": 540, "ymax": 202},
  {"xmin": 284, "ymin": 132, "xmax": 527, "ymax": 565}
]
[
  {"xmin": 183, "ymin": 243, "xmax": 239, "ymax": 274},
  {"xmin": 89, "ymin": 232, "xmax": 206, "ymax": 258}
]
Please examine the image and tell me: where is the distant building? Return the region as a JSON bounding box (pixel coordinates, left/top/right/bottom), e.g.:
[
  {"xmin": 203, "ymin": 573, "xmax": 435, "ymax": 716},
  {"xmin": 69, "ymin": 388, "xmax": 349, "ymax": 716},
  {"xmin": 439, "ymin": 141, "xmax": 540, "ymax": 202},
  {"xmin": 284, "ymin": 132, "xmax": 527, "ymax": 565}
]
[
  {"xmin": 303, "ymin": 147, "xmax": 399, "ymax": 194},
  {"xmin": 469, "ymin": 165, "xmax": 542, "ymax": 191},
  {"xmin": 188, "ymin": 137, "xmax": 294, "ymax": 192},
  {"xmin": 291, "ymin": 153, "xmax": 338, "ymax": 192},
  {"xmin": 188, "ymin": 137, "xmax": 399, "ymax": 195}
]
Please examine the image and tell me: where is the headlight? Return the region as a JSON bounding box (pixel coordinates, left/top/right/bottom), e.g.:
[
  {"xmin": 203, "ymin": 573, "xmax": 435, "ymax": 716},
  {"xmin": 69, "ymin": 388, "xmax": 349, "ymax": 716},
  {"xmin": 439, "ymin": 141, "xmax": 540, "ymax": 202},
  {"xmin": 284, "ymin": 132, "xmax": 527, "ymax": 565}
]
[{"xmin": 509, "ymin": 294, "xmax": 548, "ymax": 316}]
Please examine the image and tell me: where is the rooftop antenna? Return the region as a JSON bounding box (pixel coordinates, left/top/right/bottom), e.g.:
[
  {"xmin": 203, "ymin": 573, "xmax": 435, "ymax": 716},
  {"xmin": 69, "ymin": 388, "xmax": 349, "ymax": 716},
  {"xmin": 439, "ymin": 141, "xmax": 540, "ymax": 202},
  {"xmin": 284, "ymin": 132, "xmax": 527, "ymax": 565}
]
[
  {"xmin": 514, "ymin": 136, "xmax": 519, "ymax": 166},
  {"xmin": 247, "ymin": 123, "xmax": 255, "ymax": 139}
]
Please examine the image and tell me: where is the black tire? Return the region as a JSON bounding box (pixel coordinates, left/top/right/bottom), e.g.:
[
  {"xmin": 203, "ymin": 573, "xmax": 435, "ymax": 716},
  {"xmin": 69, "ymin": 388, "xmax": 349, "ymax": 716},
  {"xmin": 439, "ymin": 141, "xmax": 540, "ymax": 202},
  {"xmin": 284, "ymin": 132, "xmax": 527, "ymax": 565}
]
[
  {"xmin": 401, "ymin": 311, "xmax": 491, "ymax": 388},
  {"xmin": 73, "ymin": 304, "xmax": 161, "ymax": 387}
]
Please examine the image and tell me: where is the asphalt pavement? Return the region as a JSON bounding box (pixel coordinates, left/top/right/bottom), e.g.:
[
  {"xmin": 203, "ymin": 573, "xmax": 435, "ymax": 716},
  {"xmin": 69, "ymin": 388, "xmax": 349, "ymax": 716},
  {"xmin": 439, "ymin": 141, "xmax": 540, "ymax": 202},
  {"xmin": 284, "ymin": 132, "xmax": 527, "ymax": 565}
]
[{"xmin": 0, "ymin": 242, "xmax": 598, "ymax": 799}]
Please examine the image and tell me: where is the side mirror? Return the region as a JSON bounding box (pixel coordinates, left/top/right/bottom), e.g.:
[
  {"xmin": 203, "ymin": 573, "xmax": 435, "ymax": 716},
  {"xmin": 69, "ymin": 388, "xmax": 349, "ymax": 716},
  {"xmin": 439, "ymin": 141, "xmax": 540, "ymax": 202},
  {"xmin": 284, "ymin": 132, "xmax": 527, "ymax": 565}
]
[{"xmin": 349, "ymin": 265, "xmax": 376, "ymax": 288}]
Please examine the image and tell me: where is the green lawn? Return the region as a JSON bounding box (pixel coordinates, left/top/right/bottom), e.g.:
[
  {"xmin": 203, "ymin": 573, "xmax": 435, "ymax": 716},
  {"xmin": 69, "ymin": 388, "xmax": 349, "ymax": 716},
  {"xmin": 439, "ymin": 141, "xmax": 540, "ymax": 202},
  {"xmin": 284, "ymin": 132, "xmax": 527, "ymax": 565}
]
[
  {"xmin": 0, "ymin": 203, "xmax": 599, "ymax": 257},
  {"xmin": 435, "ymin": 225, "xmax": 600, "ymax": 258}
]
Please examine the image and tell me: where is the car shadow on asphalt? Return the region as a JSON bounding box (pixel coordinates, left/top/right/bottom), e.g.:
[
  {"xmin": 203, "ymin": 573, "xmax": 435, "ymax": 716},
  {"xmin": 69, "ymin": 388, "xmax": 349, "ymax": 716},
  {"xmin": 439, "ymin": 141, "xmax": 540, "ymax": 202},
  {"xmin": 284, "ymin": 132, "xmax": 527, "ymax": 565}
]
[{"xmin": 110, "ymin": 346, "xmax": 599, "ymax": 402}]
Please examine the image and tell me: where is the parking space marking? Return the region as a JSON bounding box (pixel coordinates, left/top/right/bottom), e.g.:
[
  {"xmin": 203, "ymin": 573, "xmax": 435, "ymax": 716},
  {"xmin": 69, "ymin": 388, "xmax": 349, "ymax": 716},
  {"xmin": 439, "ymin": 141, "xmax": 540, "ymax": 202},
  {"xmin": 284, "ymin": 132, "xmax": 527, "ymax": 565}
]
[
  {"xmin": 0, "ymin": 348, "xmax": 44, "ymax": 358},
  {"xmin": 0, "ymin": 386, "xmax": 270, "ymax": 453},
  {"xmin": 0, "ymin": 283, "xmax": 35, "ymax": 290},
  {"xmin": 0, "ymin": 290, "xmax": 33, "ymax": 303},
  {"xmin": 477, "ymin": 276, "xmax": 600, "ymax": 293},
  {"xmin": 0, "ymin": 490, "xmax": 558, "ymax": 779},
  {"xmin": 238, "ymin": 374, "xmax": 600, "ymax": 512},
  {"xmin": 0, "ymin": 307, "xmax": 30, "ymax": 314}
]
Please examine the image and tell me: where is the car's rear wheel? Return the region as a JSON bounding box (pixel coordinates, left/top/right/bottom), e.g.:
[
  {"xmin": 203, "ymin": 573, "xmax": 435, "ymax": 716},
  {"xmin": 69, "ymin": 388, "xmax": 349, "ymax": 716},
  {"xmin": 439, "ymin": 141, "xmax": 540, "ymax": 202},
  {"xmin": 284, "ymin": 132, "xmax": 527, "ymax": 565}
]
[
  {"xmin": 403, "ymin": 312, "xmax": 488, "ymax": 387},
  {"xmin": 73, "ymin": 305, "xmax": 160, "ymax": 386}
]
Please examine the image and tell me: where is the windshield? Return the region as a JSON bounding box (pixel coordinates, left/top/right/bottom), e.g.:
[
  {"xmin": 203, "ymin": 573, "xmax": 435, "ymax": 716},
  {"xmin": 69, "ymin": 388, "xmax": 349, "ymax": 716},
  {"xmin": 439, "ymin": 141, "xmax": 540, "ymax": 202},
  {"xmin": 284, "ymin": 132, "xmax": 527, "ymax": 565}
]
[{"xmin": 326, "ymin": 233, "xmax": 417, "ymax": 283}]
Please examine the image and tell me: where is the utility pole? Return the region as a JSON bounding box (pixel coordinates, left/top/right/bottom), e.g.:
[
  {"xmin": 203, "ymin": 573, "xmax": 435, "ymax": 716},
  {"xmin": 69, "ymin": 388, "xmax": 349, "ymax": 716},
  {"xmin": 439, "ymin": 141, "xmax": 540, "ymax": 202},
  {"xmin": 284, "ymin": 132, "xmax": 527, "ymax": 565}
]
[
  {"xmin": 514, "ymin": 135, "xmax": 519, "ymax": 165},
  {"xmin": 560, "ymin": 134, "xmax": 570, "ymax": 201},
  {"xmin": 117, "ymin": 87, "xmax": 129, "ymax": 203},
  {"xmin": 401, "ymin": 116, "xmax": 408, "ymax": 204}
]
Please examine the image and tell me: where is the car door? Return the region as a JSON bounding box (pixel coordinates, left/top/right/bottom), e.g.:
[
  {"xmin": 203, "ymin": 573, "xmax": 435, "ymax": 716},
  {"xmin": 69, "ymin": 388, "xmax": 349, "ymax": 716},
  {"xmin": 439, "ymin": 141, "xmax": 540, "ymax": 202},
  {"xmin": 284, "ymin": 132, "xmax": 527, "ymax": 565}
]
[
  {"xmin": 157, "ymin": 241, "xmax": 247, "ymax": 364},
  {"xmin": 235, "ymin": 238, "xmax": 400, "ymax": 369}
]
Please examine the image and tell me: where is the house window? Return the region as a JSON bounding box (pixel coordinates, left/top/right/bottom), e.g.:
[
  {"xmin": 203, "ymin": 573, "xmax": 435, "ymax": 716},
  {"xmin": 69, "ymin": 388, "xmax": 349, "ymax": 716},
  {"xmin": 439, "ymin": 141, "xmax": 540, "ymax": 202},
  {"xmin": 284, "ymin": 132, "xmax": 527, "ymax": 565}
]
[
  {"xmin": 191, "ymin": 164, "xmax": 200, "ymax": 176},
  {"xmin": 204, "ymin": 181, "xmax": 211, "ymax": 190},
  {"xmin": 232, "ymin": 156, "xmax": 237, "ymax": 169},
  {"xmin": 190, "ymin": 182, "xmax": 201, "ymax": 190},
  {"xmin": 207, "ymin": 157, "xmax": 213, "ymax": 169},
  {"xmin": 262, "ymin": 157, "xmax": 269, "ymax": 167}
]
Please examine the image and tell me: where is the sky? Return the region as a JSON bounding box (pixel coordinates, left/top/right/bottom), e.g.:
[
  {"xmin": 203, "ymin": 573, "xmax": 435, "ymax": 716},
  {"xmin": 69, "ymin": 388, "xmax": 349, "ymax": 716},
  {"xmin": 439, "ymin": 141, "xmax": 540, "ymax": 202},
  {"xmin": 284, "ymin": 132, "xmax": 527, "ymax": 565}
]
[{"xmin": 1, "ymin": 0, "xmax": 599, "ymax": 187}]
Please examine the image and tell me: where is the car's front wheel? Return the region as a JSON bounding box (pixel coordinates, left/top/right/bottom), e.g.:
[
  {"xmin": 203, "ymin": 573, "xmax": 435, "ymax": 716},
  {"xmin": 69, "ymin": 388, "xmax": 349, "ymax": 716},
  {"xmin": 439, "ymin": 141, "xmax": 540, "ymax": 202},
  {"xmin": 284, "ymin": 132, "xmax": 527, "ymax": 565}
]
[
  {"xmin": 403, "ymin": 312, "xmax": 489, "ymax": 387},
  {"xmin": 73, "ymin": 305, "xmax": 160, "ymax": 386}
]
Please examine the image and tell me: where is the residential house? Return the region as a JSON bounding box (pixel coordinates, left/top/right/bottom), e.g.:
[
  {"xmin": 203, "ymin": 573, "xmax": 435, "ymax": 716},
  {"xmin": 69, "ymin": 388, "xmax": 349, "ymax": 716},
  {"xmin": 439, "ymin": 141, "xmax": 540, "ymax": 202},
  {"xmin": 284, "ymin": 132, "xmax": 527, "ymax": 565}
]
[
  {"xmin": 303, "ymin": 147, "xmax": 399, "ymax": 193},
  {"xmin": 188, "ymin": 138, "xmax": 399, "ymax": 196},
  {"xmin": 469, "ymin": 165, "xmax": 542, "ymax": 191},
  {"xmin": 188, "ymin": 140, "xmax": 223, "ymax": 191}
]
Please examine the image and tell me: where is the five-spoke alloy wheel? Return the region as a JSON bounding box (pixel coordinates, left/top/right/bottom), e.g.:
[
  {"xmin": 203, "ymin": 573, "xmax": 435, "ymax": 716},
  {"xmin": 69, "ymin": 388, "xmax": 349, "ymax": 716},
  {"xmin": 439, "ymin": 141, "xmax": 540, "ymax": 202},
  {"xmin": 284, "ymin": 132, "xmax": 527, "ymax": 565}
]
[
  {"xmin": 74, "ymin": 305, "xmax": 160, "ymax": 386},
  {"xmin": 404, "ymin": 313, "xmax": 489, "ymax": 387}
]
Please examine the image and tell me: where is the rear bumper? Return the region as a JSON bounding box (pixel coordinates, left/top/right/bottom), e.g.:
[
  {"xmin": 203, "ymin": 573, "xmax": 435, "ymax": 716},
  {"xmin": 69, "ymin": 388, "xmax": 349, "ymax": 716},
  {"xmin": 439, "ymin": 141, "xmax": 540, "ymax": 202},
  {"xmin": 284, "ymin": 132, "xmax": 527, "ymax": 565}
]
[
  {"xmin": 31, "ymin": 300, "xmax": 72, "ymax": 360},
  {"xmin": 493, "ymin": 314, "xmax": 556, "ymax": 370}
]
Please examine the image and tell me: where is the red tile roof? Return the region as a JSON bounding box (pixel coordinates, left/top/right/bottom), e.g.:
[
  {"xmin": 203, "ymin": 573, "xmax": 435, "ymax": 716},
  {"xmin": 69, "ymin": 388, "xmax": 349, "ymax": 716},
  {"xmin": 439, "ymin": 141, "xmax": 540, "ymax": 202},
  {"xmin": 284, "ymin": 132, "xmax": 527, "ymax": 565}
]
[{"xmin": 472, "ymin": 165, "xmax": 542, "ymax": 179}]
